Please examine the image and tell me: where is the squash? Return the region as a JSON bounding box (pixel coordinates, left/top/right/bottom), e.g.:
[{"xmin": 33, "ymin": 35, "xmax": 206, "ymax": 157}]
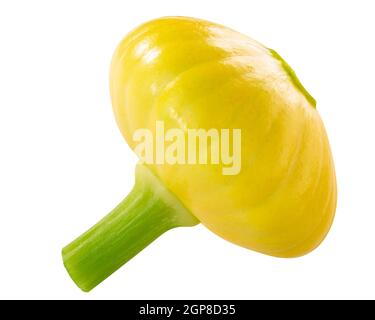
[{"xmin": 63, "ymin": 16, "xmax": 337, "ymax": 292}]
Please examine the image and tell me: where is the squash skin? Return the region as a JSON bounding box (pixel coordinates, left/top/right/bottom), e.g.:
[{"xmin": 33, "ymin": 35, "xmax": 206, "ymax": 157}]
[{"xmin": 110, "ymin": 17, "xmax": 337, "ymax": 258}]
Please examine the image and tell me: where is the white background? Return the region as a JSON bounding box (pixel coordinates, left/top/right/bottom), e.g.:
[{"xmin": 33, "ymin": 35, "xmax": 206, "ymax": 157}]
[{"xmin": 0, "ymin": 0, "xmax": 374, "ymax": 300}]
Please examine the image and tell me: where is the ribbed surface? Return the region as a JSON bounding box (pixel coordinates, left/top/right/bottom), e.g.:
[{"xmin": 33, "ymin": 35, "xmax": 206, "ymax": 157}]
[{"xmin": 110, "ymin": 17, "xmax": 337, "ymax": 257}]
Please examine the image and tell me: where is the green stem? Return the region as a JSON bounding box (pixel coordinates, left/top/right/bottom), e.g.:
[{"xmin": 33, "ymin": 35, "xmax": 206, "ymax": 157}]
[{"xmin": 62, "ymin": 164, "xmax": 199, "ymax": 292}]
